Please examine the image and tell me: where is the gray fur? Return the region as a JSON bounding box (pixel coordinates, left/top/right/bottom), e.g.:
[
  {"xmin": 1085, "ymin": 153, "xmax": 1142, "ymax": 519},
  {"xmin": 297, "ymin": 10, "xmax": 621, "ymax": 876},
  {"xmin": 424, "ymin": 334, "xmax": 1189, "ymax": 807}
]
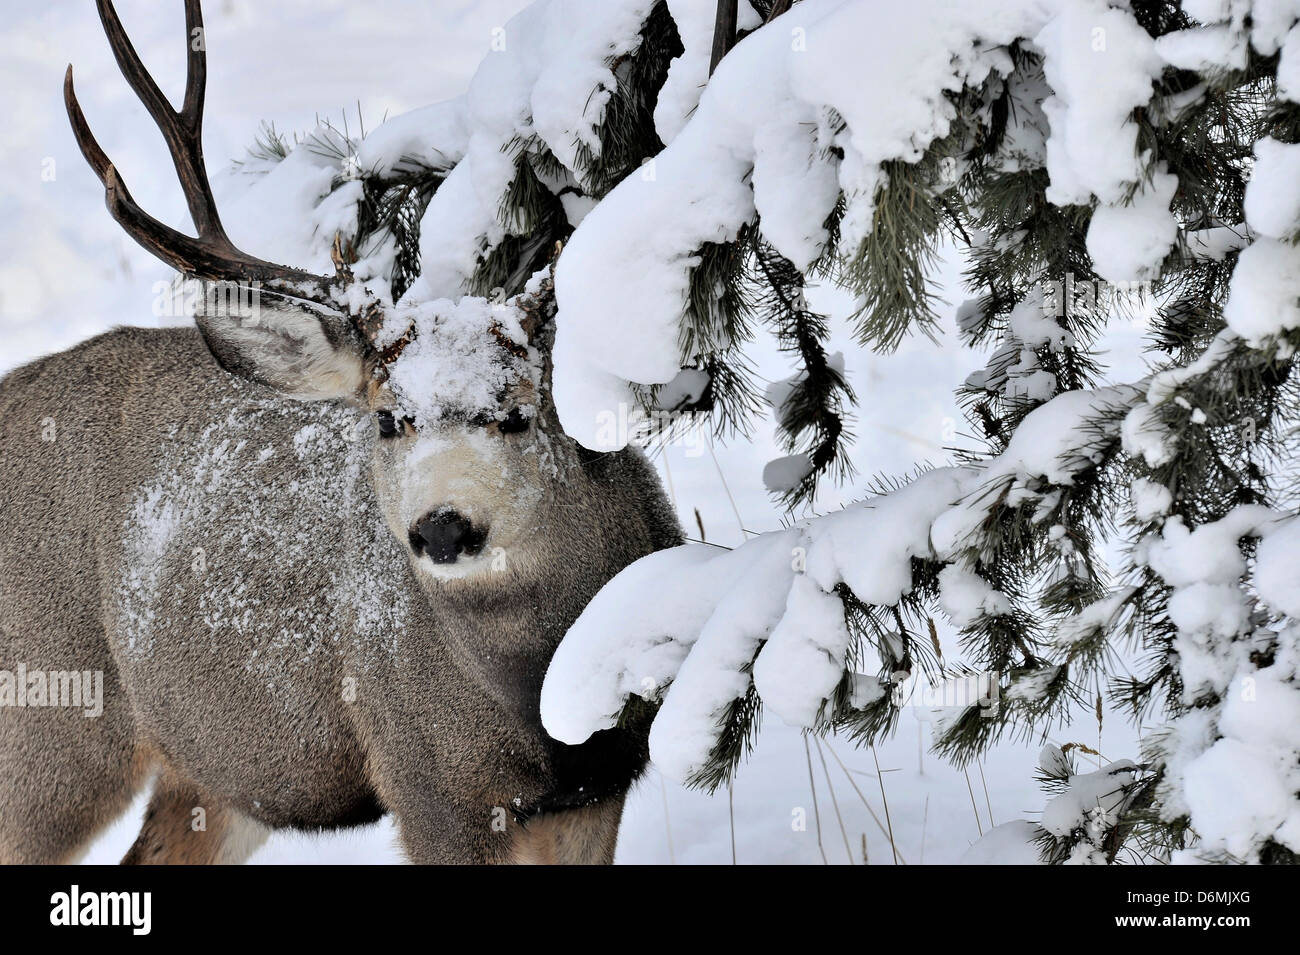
[{"xmin": 0, "ymin": 323, "xmax": 679, "ymax": 864}]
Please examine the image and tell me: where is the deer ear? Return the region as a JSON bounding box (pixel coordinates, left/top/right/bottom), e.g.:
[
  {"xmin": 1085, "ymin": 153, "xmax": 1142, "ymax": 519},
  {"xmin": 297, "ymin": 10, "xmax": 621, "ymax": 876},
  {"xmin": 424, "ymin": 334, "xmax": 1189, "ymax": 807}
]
[{"xmin": 195, "ymin": 293, "xmax": 367, "ymax": 401}]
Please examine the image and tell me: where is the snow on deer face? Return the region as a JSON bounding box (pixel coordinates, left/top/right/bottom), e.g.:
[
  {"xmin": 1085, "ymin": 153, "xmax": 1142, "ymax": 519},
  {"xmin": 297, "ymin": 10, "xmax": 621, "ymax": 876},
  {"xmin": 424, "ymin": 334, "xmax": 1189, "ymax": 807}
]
[
  {"xmin": 365, "ymin": 295, "xmax": 555, "ymax": 580},
  {"xmin": 192, "ymin": 281, "xmax": 558, "ymax": 582}
]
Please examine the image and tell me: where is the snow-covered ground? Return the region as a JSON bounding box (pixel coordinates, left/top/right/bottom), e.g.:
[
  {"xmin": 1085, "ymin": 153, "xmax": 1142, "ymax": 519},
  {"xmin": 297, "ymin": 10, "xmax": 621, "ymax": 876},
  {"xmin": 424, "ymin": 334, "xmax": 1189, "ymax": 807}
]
[{"xmin": 4, "ymin": 0, "xmax": 1149, "ymax": 864}]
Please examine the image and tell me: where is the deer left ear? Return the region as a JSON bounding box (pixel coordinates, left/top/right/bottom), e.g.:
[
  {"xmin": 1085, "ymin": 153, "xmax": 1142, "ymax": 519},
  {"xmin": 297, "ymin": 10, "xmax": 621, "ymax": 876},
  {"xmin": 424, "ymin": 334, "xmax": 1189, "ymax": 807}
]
[{"xmin": 195, "ymin": 293, "xmax": 368, "ymax": 401}]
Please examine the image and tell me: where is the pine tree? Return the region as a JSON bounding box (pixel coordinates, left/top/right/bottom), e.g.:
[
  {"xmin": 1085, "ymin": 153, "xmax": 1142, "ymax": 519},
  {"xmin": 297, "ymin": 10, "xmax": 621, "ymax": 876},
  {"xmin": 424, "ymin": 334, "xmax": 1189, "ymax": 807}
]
[{"xmin": 243, "ymin": 0, "xmax": 1300, "ymax": 863}]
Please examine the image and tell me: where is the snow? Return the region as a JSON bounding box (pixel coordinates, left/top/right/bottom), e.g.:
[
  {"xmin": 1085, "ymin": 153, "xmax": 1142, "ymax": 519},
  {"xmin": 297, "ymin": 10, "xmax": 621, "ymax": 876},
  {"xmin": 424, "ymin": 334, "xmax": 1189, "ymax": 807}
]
[
  {"xmin": 1006, "ymin": 664, "xmax": 1062, "ymax": 702},
  {"xmin": 1244, "ymin": 137, "xmax": 1300, "ymax": 240},
  {"xmin": 1120, "ymin": 403, "xmax": 1176, "ymax": 468},
  {"xmin": 406, "ymin": 0, "xmax": 666, "ymax": 302},
  {"xmin": 1167, "ymin": 582, "xmax": 1252, "ymax": 643},
  {"xmin": 1175, "ymin": 0, "xmax": 1300, "ymax": 359},
  {"xmin": 1053, "ymin": 587, "xmax": 1136, "ymax": 651},
  {"xmin": 961, "ymin": 820, "xmax": 1044, "ymax": 864},
  {"xmin": 1035, "ymin": 0, "xmax": 1163, "ymax": 207},
  {"xmin": 784, "ymin": 1, "xmax": 1041, "ymax": 243},
  {"xmin": 809, "ymin": 468, "xmax": 967, "ymax": 605},
  {"xmin": 1179, "ymin": 736, "xmax": 1297, "ymax": 859},
  {"xmin": 1039, "ymin": 760, "xmax": 1138, "ymax": 863},
  {"xmin": 543, "ymin": 0, "xmax": 1242, "ymax": 450},
  {"xmin": 1222, "ymin": 237, "xmax": 1300, "ymax": 342},
  {"xmin": 1281, "ymin": 23, "xmax": 1300, "ymax": 101},
  {"xmin": 1168, "ymin": 0, "xmax": 1300, "ymax": 59},
  {"xmin": 1155, "ymin": 23, "xmax": 1249, "ymax": 71},
  {"xmin": 1085, "ymin": 169, "xmax": 1179, "ymax": 283},
  {"xmin": 988, "ymin": 63, "xmax": 1051, "ymax": 174},
  {"xmin": 1245, "ymin": 0, "xmax": 1300, "ymax": 56},
  {"xmin": 979, "ymin": 385, "xmax": 1134, "ymax": 488},
  {"xmin": 1183, "ymin": 223, "xmax": 1252, "ymax": 261},
  {"xmin": 761, "ymin": 454, "xmax": 814, "ymax": 493},
  {"xmin": 1039, "ymin": 743, "xmax": 1073, "ymax": 776},
  {"xmin": 383, "ymin": 295, "xmax": 534, "ymax": 423},
  {"xmin": 540, "ymin": 541, "xmax": 738, "ymax": 753},
  {"xmin": 752, "ymin": 572, "xmax": 854, "ymax": 728},
  {"xmin": 1142, "ymin": 506, "xmax": 1276, "ymax": 589},
  {"xmin": 653, "ymin": 0, "xmax": 716, "ymax": 144},
  {"xmin": 543, "ymin": 466, "xmax": 966, "ymax": 778},
  {"xmin": 1220, "ymin": 666, "xmax": 1300, "ymax": 752},
  {"xmin": 223, "ymin": 147, "xmax": 344, "ymax": 278},
  {"xmin": 1255, "ymin": 516, "xmax": 1300, "ymax": 617},
  {"xmin": 937, "ymin": 564, "xmax": 1013, "ymax": 628},
  {"xmin": 1144, "ymin": 509, "xmax": 1274, "ymax": 701},
  {"xmin": 1007, "ymin": 291, "xmax": 1073, "ymax": 351},
  {"xmin": 527, "ymin": 1, "xmax": 661, "ymax": 179},
  {"xmin": 1160, "ymin": 628, "xmax": 1300, "ymax": 861},
  {"xmin": 654, "ymin": 1, "xmax": 763, "ymax": 144},
  {"xmin": 1141, "ymin": 495, "xmax": 1300, "ymax": 842},
  {"xmin": 1041, "ymin": 760, "xmax": 1137, "ymax": 836},
  {"xmin": 1146, "ymin": 329, "xmax": 1240, "ymax": 406},
  {"xmin": 1130, "ymin": 477, "xmax": 1173, "ymax": 523},
  {"xmin": 657, "ymin": 367, "xmax": 712, "ymax": 410},
  {"xmin": 931, "ymin": 385, "xmax": 1137, "ymax": 556},
  {"xmin": 354, "ymin": 101, "xmax": 468, "ymax": 178}
]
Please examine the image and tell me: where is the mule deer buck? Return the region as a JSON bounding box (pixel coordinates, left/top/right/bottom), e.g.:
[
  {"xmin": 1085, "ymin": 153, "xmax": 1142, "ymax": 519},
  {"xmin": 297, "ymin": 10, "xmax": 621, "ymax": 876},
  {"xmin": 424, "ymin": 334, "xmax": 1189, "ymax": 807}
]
[{"xmin": 0, "ymin": 0, "xmax": 681, "ymax": 864}]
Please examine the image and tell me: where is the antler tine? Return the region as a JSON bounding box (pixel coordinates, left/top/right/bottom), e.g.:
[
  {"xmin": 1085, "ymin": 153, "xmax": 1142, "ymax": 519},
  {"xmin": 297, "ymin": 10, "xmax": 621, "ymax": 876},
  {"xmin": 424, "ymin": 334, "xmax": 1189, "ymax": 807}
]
[
  {"xmin": 180, "ymin": 0, "xmax": 206, "ymax": 127},
  {"xmin": 62, "ymin": 66, "xmax": 114, "ymax": 184},
  {"xmin": 95, "ymin": 0, "xmax": 224, "ymax": 239},
  {"xmin": 94, "ymin": 0, "xmax": 174, "ymax": 139},
  {"xmin": 64, "ymin": 0, "xmax": 335, "ymax": 303}
]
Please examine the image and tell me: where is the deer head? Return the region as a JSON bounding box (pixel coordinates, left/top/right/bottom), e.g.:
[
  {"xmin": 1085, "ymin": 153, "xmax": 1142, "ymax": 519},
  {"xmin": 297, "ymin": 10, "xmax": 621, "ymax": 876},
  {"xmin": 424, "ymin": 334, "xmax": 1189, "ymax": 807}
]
[{"xmin": 66, "ymin": 0, "xmax": 568, "ymax": 578}]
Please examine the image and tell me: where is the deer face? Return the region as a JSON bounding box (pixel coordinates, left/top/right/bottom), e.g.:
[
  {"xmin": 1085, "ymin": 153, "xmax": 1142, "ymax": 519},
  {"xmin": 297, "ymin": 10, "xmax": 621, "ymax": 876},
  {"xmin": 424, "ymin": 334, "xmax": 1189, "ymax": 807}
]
[
  {"xmin": 194, "ymin": 286, "xmax": 562, "ymax": 581},
  {"xmin": 364, "ymin": 297, "xmax": 558, "ymax": 579},
  {"xmin": 367, "ymin": 395, "xmax": 547, "ymax": 577}
]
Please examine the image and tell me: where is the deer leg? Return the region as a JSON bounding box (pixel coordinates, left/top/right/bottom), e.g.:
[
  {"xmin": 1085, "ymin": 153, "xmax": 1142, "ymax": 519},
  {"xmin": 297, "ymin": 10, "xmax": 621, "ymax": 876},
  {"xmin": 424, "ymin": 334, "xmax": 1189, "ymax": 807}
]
[
  {"xmin": 510, "ymin": 797, "xmax": 628, "ymax": 865},
  {"xmin": 393, "ymin": 791, "xmax": 629, "ymax": 864},
  {"xmin": 0, "ymin": 643, "xmax": 145, "ymax": 864},
  {"xmin": 0, "ymin": 729, "xmax": 146, "ymax": 864},
  {"xmin": 122, "ymin": 775, "xmax": 269, "ymax": 865},
  {"xmin": 391, "ymin": 798, "xmax": 512, "ymax": 864}
]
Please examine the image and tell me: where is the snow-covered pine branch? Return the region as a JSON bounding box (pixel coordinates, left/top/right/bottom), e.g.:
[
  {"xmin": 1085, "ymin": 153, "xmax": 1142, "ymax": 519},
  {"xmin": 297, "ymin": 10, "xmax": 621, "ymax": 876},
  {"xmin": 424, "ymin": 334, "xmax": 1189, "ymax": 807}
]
[
  {"xmin": 540, "ymin": 0, "xmax": 1300, "ymax": 863},
  {"xmin": 542, "ymin": 383, "xmax": 1139, "ymax": 781}
]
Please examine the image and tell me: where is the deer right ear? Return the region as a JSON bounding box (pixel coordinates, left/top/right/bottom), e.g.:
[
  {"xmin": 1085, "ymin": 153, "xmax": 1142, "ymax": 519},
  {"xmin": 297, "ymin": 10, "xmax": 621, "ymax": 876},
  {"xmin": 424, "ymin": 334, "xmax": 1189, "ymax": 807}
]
[{"xmin": 195, "ymin": 293, "xmax": 368, "ymax": 401}]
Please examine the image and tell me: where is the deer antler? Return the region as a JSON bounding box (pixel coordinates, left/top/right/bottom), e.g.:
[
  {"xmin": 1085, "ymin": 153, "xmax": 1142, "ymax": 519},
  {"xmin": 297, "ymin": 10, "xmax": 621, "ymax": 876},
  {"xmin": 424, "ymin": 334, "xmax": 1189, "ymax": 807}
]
[{"xmin": 64, "ymin": 0, "xmax": 335, "ymax": 305}]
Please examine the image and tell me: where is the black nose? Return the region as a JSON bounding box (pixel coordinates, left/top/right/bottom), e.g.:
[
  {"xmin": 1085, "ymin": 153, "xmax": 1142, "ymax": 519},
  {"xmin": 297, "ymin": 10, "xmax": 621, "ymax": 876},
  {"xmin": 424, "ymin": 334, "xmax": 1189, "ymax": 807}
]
[{"xmin": 409, "ymin": 510, "xmax": 486, "ymax": 564}]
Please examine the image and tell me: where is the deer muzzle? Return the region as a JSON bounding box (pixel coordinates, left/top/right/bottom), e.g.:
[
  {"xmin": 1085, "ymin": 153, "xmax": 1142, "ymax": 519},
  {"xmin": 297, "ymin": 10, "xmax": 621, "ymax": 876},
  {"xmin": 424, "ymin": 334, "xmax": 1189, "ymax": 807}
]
[{"xmin": 409, "ymin": 510, "xmax": 487, "ymax": 564}]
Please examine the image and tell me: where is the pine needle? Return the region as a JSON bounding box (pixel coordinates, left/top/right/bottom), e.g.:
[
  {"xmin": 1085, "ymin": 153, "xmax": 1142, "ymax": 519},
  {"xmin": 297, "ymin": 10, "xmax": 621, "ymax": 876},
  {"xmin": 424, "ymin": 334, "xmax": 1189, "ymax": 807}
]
[
  {"xmin": 872, "ymin": 745, "xmax": 900, "ymax": 865},
  {"xmin": 803, "ymin": 733, "xmax": 829, "ymax": 865},
  {"xmin": 814, "ymin": 736, "xmax": 855, "ymax": 864}
]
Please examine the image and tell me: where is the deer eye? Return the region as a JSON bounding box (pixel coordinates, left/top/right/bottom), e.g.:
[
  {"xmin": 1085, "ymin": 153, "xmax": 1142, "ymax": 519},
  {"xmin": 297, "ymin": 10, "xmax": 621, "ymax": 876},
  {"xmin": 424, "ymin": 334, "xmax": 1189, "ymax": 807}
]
[
  {"xmin": 376, "ymin": 410, "xmax": 402, "ymax": 438},
  {"xmin": 498, "ymin": 409, "xmax": 530, "ymax": 434}
]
